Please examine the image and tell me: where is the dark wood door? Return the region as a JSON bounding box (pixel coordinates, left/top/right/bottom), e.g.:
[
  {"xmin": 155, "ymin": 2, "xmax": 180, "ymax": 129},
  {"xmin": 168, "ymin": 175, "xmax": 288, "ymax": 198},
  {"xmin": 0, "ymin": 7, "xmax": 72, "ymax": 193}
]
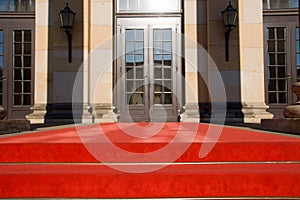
[{"xmin": 0, "ymin": 18, "xmax": 34, "ymax": 119}]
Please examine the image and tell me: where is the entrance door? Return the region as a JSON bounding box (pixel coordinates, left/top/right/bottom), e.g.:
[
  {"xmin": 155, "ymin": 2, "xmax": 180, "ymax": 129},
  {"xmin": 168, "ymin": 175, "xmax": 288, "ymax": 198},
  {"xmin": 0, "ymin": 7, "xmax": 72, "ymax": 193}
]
[
  {"xmin": 264, "ymin": 16, "xmax": 299, "ymax": 118},
  {"xmin": 0, "ymin": 19, "xmax": 34, "ymax": 119},
  {"xmin": 116, "ymin": 18, "xmax": 181, "ymax": 122}
]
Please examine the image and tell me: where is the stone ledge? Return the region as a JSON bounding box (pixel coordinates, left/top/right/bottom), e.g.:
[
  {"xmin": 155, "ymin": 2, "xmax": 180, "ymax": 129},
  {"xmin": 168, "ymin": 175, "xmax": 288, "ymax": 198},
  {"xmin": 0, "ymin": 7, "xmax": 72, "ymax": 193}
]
[
  {"xmin": 0, "ymin": 120, "xmax": 30, "ymax": 135},
  {"xmin": 261, "ymin": 118, "xmax": 300, "ymax": 135}
]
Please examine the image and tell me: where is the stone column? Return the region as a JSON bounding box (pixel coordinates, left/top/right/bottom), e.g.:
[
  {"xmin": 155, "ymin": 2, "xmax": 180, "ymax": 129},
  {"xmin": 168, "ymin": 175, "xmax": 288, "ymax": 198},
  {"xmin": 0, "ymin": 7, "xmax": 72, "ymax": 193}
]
[
  {"xmin": 238, "ymin": 0, "xmax": 273, "ymax": 123},
  {"xmin": 89, "ymin": 0, "xmax": 116, "ymax": 122},
  {"xmin": 181, "ymin": 0, "xmax": 200, "ymax": 122},
  {"xmin": 26, "ymin": 0, "xmax": 49, "ymax": 124}
]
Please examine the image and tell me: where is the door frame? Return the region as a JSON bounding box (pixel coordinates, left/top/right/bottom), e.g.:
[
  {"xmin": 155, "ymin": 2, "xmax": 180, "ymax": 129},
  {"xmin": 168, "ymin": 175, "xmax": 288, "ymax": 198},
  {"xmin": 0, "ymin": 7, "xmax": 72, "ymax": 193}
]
[
  {"xmin": 263, "ymin": 15, "xmax": 298, "ymax": 118},
  {"xmin": 0, "ymin": 17, "xmax": 35, "ymax": 120},
  {"xmin": 115, "ymin": 17, "xmax": 182, "ymax": 122}
]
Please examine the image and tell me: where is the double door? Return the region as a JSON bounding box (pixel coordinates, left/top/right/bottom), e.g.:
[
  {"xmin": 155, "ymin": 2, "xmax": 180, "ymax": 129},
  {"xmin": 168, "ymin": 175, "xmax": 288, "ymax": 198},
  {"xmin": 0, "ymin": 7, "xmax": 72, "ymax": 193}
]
[
  {"xmin": 116, "ymin": 18, "xmax": 182, "ymax": 122},
  {"xmin": 0, "ymin": 19, "xmax": 34, "ymax": 119}
]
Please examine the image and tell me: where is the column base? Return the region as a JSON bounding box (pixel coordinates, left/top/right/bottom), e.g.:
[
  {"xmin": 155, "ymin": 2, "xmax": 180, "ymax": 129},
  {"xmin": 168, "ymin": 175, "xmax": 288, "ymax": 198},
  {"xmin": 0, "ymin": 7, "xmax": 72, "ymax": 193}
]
[
  {"xmin": 26, "ymin": 104, "xmax": 47, "ymax": 124},
  {"xmin": 181, "ymin": 103, "xmax": 200, "ymax": 122},
  {"xmin": 242, "ymin": 102, "xmax": 273, "ymax": 124},
  {"xmin": 93, "ymin": 104, "xmax": 117, "ymax": 123}
]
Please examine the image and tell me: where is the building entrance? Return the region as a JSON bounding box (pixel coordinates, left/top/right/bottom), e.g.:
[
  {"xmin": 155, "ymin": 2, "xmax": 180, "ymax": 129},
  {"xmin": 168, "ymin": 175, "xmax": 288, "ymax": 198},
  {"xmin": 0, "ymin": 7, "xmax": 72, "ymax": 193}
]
[
  {"xmin": 115, "ymin": 18, "xmax": 182, "ymax": 122},
  {"xmin": 0, "ymin": 18, "xmax": 34, "ymax": 119}
]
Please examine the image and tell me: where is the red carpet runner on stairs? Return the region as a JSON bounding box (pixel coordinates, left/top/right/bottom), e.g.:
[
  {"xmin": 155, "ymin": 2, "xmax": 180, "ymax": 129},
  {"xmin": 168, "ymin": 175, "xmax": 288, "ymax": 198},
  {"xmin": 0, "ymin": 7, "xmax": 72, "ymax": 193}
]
[{"xmin": 0, "ymin": 122, "xmax": 300, "ymax": 198}]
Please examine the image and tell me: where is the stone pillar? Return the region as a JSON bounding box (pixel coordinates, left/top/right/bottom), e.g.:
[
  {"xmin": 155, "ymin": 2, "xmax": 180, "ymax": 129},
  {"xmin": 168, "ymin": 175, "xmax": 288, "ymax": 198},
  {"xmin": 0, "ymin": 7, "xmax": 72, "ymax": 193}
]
[
  {"xmin": 238, "ymin": 0, "xmax": 273, "ymax": 123},
  {"xmin": 26, "ymin": 0, "xmax": 49, "ymax": 124},
  {"xmin": 89, "ymin": 0, "xmax": 116, "ymax": 123},
  {"xmin": 181, "ymin": 0, "xmax": 200, "ymax": 122}
]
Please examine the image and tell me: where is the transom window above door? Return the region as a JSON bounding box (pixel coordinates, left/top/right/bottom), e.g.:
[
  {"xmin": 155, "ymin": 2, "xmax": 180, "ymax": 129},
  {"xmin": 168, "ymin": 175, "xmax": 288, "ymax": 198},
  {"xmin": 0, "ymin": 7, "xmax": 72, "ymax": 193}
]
[
  {"xmin": 117, "ymin": 0, "xmax": 181, "ymax": 13},
  {"xmin": 0, "ymin": 0, "xmax": 35, "ymax": 12},
  {"xmin": 263, "ymin": 0, "xmax": 298, "ymax": 10}
]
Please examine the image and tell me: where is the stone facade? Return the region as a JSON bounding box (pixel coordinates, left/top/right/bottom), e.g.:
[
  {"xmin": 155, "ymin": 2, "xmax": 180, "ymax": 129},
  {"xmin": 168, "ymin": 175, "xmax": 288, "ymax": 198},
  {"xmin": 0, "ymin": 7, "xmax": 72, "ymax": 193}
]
[{"xmin": 27, "ymin": 0, "xmax": 274, "ymax": 124}]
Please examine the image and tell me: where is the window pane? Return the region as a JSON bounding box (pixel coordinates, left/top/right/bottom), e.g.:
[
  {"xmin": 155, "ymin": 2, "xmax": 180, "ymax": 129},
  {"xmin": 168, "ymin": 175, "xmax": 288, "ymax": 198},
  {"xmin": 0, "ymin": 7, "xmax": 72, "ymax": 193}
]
[
  {"xmin": 164, "ymin": 68, "xmax": 171, "ymax": 79},
  {"xmin": 14, "ymin": 31, "xmax": 22, "ymax": 42},
  {"xmin": 14, "ymin": 43, "xmax": 22, "ymax": 54},
  {"xmin": 268, "ymin": 80, "xmax": 276, "ymax": 91},
  {"xmin": 23, "ymin": 81, "xmax": 31, "ymax": 93},
  {"xmin": 0, "ymin": 0, "xmax": 8, "ymax": 11},
  {"xmin": 263, "ymin": 0, "xmax": 298, "ymax": 9},
  {"xmin": 126, "ymin": 68, "xmax": 133, "ymax": 79},
  {"xmin": 117, "ymin": 0, "xmax": 181, "ymax": 13},
  {"xmin": 136, "ymin": 68, "xmax": 143, "ymax": 79},
  {"xmin": 14, "ymin": 95, "xmax": 22, "ymax": 105},
  {"xmin": 14, "ymin": 82, "xmax": 22, "ymax": 93},
  {"xmin": 164, "ymin": 93, "xmax": 172, "ymax": 104},
  {"xmin": 278, "ymin": 80, "xmax": 286, "ymax": 91},
  {"xmin": 279, "ymin": 93, "xmax": 287, "ymax": 103},
  {"xmin": 269, "ymin": 66, "xmax": 276, "ymax": 78},
  {"xmin": 164, "ymin": 80, "xmax": 172, "ymax": 92},
  {"xmin": 23, "ymin": 94, "xmax": 31, "ymax": 105},
  {"xmin": 268, "ymin": 93, "xmax": 276, "ymax": 103},
  {"xmin": 154, "ymin": 68, "xmax": 162, "ymax": 79},
  {"xmin": 277, "ymin": 67, "xmax": 286, "ymax": 78},
  {"xmin": 154, "ymin": 93, "xmax": 162, "ymax": 104}
]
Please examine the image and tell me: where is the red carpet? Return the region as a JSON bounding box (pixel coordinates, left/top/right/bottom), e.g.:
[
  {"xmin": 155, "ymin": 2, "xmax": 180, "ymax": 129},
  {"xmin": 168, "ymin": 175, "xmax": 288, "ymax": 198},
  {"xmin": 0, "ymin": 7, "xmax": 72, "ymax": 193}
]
[{"xmin": 0, "ymin": 122, "xmax": 300, "ymax": 198}]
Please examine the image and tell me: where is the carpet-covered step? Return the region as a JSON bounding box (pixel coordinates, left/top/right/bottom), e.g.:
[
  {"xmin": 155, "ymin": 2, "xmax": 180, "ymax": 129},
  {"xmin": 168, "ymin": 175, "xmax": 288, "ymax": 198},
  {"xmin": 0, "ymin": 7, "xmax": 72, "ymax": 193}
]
[
  {"xmin": 0, "ymin": 163, "xmax": 300, "ymax": 198},
  {"xmin": 0, "ymin": 123, "xmax": 300, "ymax": 163}
]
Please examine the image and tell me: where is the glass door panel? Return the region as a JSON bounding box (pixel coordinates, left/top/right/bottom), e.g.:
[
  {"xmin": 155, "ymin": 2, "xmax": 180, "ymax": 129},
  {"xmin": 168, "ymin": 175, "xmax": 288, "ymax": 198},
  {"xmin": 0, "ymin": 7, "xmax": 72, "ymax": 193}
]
[{"xmin": 116, "ymin": 18, "xmax": 181, "ymax": 122}]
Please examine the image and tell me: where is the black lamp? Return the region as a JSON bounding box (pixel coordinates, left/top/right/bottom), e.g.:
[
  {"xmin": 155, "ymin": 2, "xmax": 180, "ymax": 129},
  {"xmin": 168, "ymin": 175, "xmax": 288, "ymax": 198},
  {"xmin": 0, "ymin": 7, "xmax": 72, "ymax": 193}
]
[
  {"xmin": 59, "ymin": 3, "xmax": 76, "ymax": 63},
  {"xmin": 221, "ymin": 1, "xmax": 238, "ymax": 61}
]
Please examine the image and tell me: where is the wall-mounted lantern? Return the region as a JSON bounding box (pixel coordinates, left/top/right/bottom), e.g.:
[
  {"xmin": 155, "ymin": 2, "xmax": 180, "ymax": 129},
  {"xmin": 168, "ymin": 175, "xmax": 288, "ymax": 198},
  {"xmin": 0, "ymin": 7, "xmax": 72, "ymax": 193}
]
[
  {"xmin": 59, "ymin": 3, "xmax": 76, "ymax": 63},
  {"xmin": 221, "ymin": 1, "xmax": 238, "ymax": 62}
]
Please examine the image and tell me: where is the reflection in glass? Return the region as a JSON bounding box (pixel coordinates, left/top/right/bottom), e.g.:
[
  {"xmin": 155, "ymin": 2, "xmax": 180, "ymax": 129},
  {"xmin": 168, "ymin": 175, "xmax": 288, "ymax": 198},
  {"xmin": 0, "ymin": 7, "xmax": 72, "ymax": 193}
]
[
  {"xmin": 126, "ymin": 55, "xmax": 134, "ymax": 66},
  {"xmin": 126, "ymin": 80, "xmax": 134, "ymax": 92},
  {"xmin": 263, "ymin": 0, "xmax": 298, "ymax": 9},
  {"xmin": 118, "ymin": 0, "xmax": 181, "ymax": 13},
  {"xmin": 154, "ymin": 93, "xmax": 162, "ymax": 104},
  {"xmin": 164, "ymin": 93, "xmax": 172, "ymax": 104},
  {"xmin": 126, "ymin": 30, "xmax": 134, "ymax": 41},
  {"xmin": 126, "ymin": 42, "xmax": 134, "ymax": 54},
  {"xmin": 126, "ymin": 68, "xmax": 133, "ymax": 79},
  {"xmin": 136, "ymin": 68, "xmax": 143, "ymax": 79},
  {"xmin": 136, "ymin": 30, "xmax": 143, "ymax": 41},
  {"xmin": 155, "ymin": 82, "xmax": 162, "ymax": 92},
  {"xmin": 127, "ymin": 93, "xmax": 144, "ymax": 105},
  {"xmin": 164, "ymin": 80, "xmax": 172, "ymax": 92},
  {"xmin": 154, "ymin": 68, "xmax": 162, "ymax": 79}
]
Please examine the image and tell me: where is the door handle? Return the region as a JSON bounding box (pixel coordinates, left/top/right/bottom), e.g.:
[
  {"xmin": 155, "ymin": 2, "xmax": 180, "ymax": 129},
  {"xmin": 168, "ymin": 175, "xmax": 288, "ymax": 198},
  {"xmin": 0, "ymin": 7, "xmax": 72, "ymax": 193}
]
[
  {"xmin": 287, "ymin": 74, "xmax": 292, "ymax": 79},
  {"xmin": 1, "ymin": 76, "xmax": 6, "ymax": 80},
  {"xmin": 144, "ymin": 75, "xmax": 148, "ymax": 78}
]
